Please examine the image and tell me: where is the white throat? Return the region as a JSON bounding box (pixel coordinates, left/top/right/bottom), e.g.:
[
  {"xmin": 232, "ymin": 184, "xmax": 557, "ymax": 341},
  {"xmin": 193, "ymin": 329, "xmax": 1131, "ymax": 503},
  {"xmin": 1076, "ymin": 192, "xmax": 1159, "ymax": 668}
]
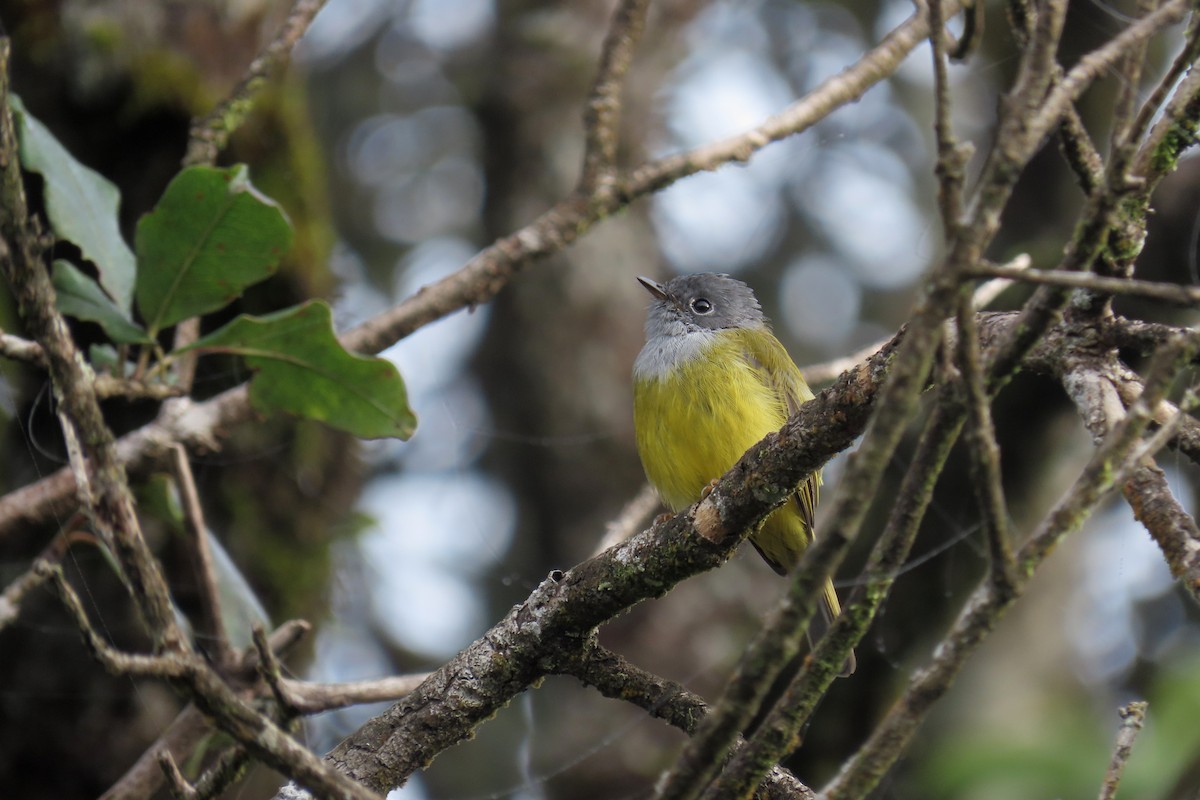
[{"xmin": 633, "ymin": 328, "xmax": 719, "ymax": 381}]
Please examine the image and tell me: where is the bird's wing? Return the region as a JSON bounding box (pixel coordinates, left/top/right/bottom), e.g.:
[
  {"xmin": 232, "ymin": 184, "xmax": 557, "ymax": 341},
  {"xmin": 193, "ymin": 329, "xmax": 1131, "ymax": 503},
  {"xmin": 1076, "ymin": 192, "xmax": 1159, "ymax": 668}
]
[{"xmin": 735, "ymin": 327, "xmax": 821, "ymax": 534}]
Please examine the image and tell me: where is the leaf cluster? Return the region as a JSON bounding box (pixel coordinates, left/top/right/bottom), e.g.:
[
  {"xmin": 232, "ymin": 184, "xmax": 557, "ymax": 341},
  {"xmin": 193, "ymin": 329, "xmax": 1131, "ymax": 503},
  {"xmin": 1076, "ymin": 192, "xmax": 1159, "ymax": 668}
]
[{"xmin": 10, "ymin": 95, "xmax": 415, "ymax": 440}]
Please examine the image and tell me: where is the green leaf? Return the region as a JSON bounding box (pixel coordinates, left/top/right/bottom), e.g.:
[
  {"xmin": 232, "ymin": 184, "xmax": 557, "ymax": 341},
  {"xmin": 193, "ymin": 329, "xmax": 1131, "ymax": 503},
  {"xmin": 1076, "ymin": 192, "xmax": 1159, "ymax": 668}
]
[
  {"xmin": 53, "ymin": 260, "xmax": 151, "ymax": 344},
  {"xmin": 183, "ymin": 300, "xmax": 417, "ymax": 439},
  {"xmin": 207, "ymin": 532, "xmax": 271, "ymax": 650},
  {"xmin": 10, "ymin": 95, "xmax": 136, "ymax": 312},
  {"xmin": 135, "ymin": 164, "xmax": 293, "ymax": 336},
  {"xmin": 136, "ymin": 475, "xmax": 268, "ymax": 650}
]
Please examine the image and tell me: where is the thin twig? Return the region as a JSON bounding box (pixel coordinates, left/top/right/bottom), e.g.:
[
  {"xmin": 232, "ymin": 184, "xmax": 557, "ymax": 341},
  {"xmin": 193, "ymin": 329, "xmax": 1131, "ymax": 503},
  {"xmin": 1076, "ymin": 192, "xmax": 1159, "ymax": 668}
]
[
  {"xmin": 98, "ymin": 621, "xmax": 312, "ymax": 800},
  {"xmin": 819, "ymin": 335, "xmax": 1198, "ymax": 800},
  {"xmin": 95, "ymin": 375, "xmax": 187, "ymax": 400},
  {"xmin": 1130, "ymin": 14, "xmax": 1200, "ymax": 179},
  {"xmin": 186, "ymin": 746, "xmax": 253, "ymax": 800},
  {"xmin": 556, "ymin": 644, "xmax": 815, "ymax": 800},
  {"xmin": 101, "ymin": 705, "xmax": 212, "ymax": 800},
  {"xmin": 712, "ymin": 402, "xmax": 966, "ymax": 800},
  {"xmin": 1029, "ymin": 0, "xmax": 1189, "ymax": 144},
  {"xmin": 254, "ymin": 624, "xmax": 295, "ymax": 714},
  {"xmin": 1110, "ymin": 0, "xmax": 1159, "ymax": 149},
  {"xmin": 1097, "ymin": 701, "xmax": 1149, "ymax": 800},
  {"xmin": 1124, "ymin": 455, "xmax": 1200, "ymax": 601},
  {"xmin": 41, "ymin": 562, "xmax": 189, "ymax": 678},
  {"xmin": 278, "ymin": 674, "xmax": 430, "ymax": 714},
  {"xmin": 158, "ymin": 751, "xmax": 199, "ymax": 800},
  {"xmin": 929, "ymin": 0, "xmax": 969, "ymax": 230},
  {"xmin": 0, "ymin": 328, "xmax": 45, "ymax": 365},
  {"xmin": 579, "ymin": 0, "xmax": 651, "ymax": 191},
  {"xmin": 653, "ymin": 552, "xmax": 824, "ymax": 800},
  {"xmin": 592, "ymin": 483, "xmax": 660, "ymax": 555},
  {"xmin": 182, "ymin": 0, "xmax": 329, "ymax": 168},
  {"xmin": 0, "ymin": 557, "xmax": 57, "ymax": 632},
  {"xmin": 171, "ymin": 444, "xmax": 231, "ymax": 668},
  {"xmin": 801, "ymin": 254, "xmax": 1030, "ymax": 385},
  {"xmin": 955, "ymin": 291, "xmax": 1017, "ymax": 589},
  {"xmin": 173, "ymin": 0, "xmax": 329, "ymax": 397},
  {"xmin": 969, "ymin": 264, "xmax": 1200, "ymax": 305},
  {"xmin": 1058, "ymin": 97, "xmax": 1106, "ymax": 195},
  {"xmin": 344, "ymin": 4, "xmax": 945, "ymax": 358}
]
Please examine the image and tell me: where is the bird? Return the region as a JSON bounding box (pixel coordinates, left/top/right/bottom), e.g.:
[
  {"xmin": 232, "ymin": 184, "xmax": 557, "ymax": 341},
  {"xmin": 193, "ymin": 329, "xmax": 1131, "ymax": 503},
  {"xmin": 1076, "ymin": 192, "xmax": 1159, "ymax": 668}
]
[{"xmin": 632, "ymin": 272, "xmax": 854, "ymax": 676}]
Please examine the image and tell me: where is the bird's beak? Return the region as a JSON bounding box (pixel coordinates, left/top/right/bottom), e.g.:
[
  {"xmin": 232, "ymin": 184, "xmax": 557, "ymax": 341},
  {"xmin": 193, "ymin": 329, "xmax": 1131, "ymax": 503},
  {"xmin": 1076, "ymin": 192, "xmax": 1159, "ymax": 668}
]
[{"xmin": 637, "ymin": 276, "xmax": 669, "ymax": 301}]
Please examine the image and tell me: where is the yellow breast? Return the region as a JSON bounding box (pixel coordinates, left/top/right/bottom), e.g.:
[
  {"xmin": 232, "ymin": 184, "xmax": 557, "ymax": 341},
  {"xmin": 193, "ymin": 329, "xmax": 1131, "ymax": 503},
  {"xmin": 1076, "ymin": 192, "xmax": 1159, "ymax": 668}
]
[{"xmin": 633, "ymin": 335, "xmax": 788, "ymax": 511}]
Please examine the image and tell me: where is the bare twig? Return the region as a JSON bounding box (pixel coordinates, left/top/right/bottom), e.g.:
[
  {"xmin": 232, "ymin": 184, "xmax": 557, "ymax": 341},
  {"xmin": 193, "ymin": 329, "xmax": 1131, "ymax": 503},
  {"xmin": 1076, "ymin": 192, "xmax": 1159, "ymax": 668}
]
[
  {"xmin": 970, "ymin": 264, "xmax": 1200, "ymax": 305},
  {"xmin": 171, "ymin": 444, "xmax": 230, "ymax": 667},
  {"xmin": 954, "ymin": 291, "xmax": 1016, "ymax": 589},
  {"xmin": 929, "ymin": 0, "xmax": 969, "ymax": 230},
  {"xmin": 579, "ymin": 0, "xmax": 651, "ymax": 191},
  {"xmin": 0, "ymin": 328, "xmax": 45, "ymax": 365},
  {"xmin": 278, "ymin": 674, "xmax": 430, "ymax": 714},
  {"xmin": 185, "ymin": 746, "xmax": 253, "ymax": 800},
  {"xmin": 819, "ymin": 335, "xmax": 1198, "ymax": 800},
  {"xmin": 717, "ymin": 403, "xmax": 966, "ymax": 800},
  {"xmin": 1029, "ymin": 0, "xmax": 1189, "ymax": 144},
  {"xmin": 94, "ymin": 376, "xmax": 187, "ymax": 400},
  {"xmin": 1124, "ymin": 457, "xmax": 1200, "ymax": 600},
  {"xmin": 253, "ymin": 624, "xmax": 295, "ymax": 714},
  {"xmin": 160, "ymin": 742, "xmax": 252, "ymax": 800},
  {"xmin": 101, "ymin": 706, "xmax": 212, "ymax": 800},
  {"xmin": 41, "ymin": 563, "xmax": 189, "ymax": 678},
  {"xmin": 1058, "ymin": 99, "xmax": 1106, "ymax": 195},
  {"xmin": 1130, "ymin": 15, "xmax": 1200, "ymax": 180},
  {"xmin": 158, "ymin": 751, "xmax": 199, "ymax": 800},
  {"xmin": 1097, "ymin": 701, "xmax": 1149, "ymax": 800},
  {"xmin": 592, "ymin": 482, "xmax": 660, "ymax": 555},
  {"xmin": 41, "ymin": 536, "xmax": 373, "ymax": 800},
  {"xmin": 182, "ymin": 0, "xmax": 329, "ymax": 168},
  {"xmin": 99, "ymin": 621, "xmax": 312, "ymax": 800},
  {"xmin": 801, "ymin": 254, "xmax": 1030, "ymax": 385},
  {"xmin": 556, "ymin": 644, "xmax": 815, "ymax": 800},
  {"xmin": 1110, "ymin": 0, "xmax": 1159, "ymax": 149},
  {"xmin": 654, "ymin": 548, "xmax": 825, "ymax": 800},
  {"xmin": 0, "ymin": 557, "xmax": 57, "ymax": 632},
  {"xmin": 344, "ymin": 3, "xmax": 944, "ymax": 359}
]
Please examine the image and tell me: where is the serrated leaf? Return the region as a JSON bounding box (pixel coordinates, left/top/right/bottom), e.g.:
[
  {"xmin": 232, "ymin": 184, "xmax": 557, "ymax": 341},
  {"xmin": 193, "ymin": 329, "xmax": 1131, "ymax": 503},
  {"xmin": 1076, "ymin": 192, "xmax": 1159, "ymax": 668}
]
[
  {"xmin": 10, "ymin": 95, "xmax": 136, "ymax": 312},
  {"xmin": 135, "ymin": 164, "xmax": 293, "ymax": 336},
  {"xmin": 183, "ymin": 300, "xmax": 416, "ymax": 439},
  {"xmin": 53, "ymin": 260, "xmax": 150, "ymax": 344}
]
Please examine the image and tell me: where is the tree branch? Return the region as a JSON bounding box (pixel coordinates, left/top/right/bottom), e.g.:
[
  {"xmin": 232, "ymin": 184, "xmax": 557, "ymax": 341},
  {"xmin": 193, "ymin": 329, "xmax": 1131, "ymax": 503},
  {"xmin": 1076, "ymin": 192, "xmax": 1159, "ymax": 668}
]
[
  {"xmin": 579, "ymin": 0, "xmax": 650, "ymax": 192},
  {"xmin": 819, "ymin": 334, "xmax": 1197, "ymax": 799},
  {"xmin": 970, "ymin": 264, "xmax": 1200, "ymax": 306},
  {"xmin": 1097, "ymin": 701, "xmax": 1149, "ymax": 800},
  {"xmin": 182, "ymin": 0, "xmax": 330, "ymax": 168}
]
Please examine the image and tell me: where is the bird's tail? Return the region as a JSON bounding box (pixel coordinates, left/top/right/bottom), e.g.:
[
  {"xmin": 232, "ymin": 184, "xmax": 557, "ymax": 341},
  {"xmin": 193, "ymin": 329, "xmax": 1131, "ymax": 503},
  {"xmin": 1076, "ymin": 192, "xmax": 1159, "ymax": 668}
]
[{"xmin": 807, "ymin": 578, "xmax": 856, "ymax": 677}]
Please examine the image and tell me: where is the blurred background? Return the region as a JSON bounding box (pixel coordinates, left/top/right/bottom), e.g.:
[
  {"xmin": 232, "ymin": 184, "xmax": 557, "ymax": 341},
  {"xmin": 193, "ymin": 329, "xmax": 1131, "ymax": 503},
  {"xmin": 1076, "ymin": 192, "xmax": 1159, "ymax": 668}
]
[{"xmin": 3, "ymin": 0, "xmax": 1200, "ymax": 798}]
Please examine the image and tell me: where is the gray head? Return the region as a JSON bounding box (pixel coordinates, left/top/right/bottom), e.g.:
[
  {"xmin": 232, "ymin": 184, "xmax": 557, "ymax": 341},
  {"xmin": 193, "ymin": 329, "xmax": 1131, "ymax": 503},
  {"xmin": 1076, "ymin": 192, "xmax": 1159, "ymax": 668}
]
[{"xmin": 638, "ymin": 273, "xmax": 767, "ymax": 340}]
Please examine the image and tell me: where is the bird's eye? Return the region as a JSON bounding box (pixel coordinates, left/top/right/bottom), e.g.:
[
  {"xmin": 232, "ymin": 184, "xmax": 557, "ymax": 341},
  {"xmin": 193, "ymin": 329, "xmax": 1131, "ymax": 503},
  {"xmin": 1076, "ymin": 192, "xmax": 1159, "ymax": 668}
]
[{"xmin": 691, "ymin": 297, "xmax": 714, "ymax": 315}]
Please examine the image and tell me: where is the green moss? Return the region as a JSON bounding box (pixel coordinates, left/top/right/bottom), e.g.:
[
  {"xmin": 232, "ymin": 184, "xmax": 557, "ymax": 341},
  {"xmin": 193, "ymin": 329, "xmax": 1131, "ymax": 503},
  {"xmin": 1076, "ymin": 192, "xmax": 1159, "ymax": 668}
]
[
  {"xmin": 82, "ymin": 20, "xmax": 124, "ymax": 56},
  {"xmin": 229, "ymin": 80, "xmax": 336, "ymax": 297},
  {"xmin": 127, "ymin": 50, "xmax": 214, "ymax": 117},
  {"xmin": 1151, "ymin": 127, "xmax": 1189, "ymax": 176}
]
